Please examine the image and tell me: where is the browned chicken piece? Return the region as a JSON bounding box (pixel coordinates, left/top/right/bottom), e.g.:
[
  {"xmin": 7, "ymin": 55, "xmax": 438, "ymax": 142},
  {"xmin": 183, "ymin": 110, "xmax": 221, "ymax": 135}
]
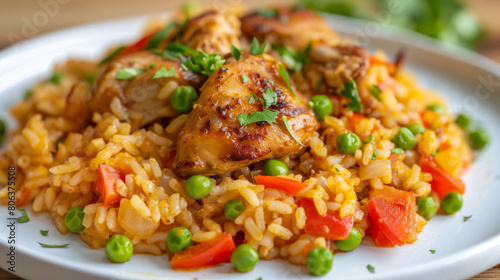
[
  {"xmin": 240, "ymin": 7, "xmax": 339, "ymax": 50},
  {"xmin": 304, "ymin": 44, "xmax": 369, "ymax": 94},
  {"xmin": 174, "ymin": 53, "xmax": 320, "ymax": 177},
  {"xmin": 179, "ymin": 10, "xmax": 241, "ymax": 55},
  {"xmin": 89, "ymin": 51, "xmax": 205, "ymax": 127}
]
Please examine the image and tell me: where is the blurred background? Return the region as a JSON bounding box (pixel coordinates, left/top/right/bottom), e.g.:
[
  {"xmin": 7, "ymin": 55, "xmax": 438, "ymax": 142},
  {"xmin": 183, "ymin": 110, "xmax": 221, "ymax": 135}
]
[{"xmin": 1, "ymin": 0, "xmax": 500, "ymax": 63}]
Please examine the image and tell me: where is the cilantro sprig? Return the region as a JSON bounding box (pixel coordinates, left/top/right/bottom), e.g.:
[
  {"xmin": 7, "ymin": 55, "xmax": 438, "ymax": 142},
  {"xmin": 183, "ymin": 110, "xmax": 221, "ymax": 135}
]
[
  {"xmin": 260, "ymin": 87, "xmax": 278, "ymax": 109},
  {"xmin": 17, "ymin": 209, "xmax": 30, "ymax": 223},
  {"xmin": 341, "ymin": 79, "xmax": 363, "ymax": 112},
  {"xmin": 153, "ymin": 67, "xmax": 176, "ymax": 79},
  {"xmin": 237, "ymin": 110, "xmax": 279, "ymax": 126},
  {"xmin": 249, "ymin": 37, "xmax": 267, "ymax": 55},
  {"xmin": 273, "ymin": 42, "xmax": 312, "ymax": 72},
  {"xmin": 231, "ymin": 45, "xmax": 241, "ymax": 61},
  {"xmin": 116, "ymin": 68, "xmax": 144, "ymax": 80}
]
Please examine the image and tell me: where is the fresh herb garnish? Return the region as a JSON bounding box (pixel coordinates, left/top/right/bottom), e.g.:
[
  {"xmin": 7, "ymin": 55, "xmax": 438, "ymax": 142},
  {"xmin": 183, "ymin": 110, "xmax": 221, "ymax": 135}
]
[
  {"xmin": 273, "ymin": 42, "xmax": 311, "ymax": 72},
  {"xmin": 341, "ymin": 79, "xmax": 363, "ymax": 112},
  {"xmin": 124, "ymin": 112, "xmax": 130, "ymax": 121},
  {"xmin": 40, "ymin": 230, "xmax": 49, "ymax": 236},
  {"xmin": 249, "ymin": 37, "xmax": 267, "ymax": 55},
  {"xmin": 153, "ymin": 67, "xmax": 176, "ymax": 79},
  {"xmin": 464, "ymin": 215, "xmax": 472, "ymax": 222},
  {"xmin": 335, "ymin": 167, "xmax": 340, "ymax": 172},
  {"xmin": 49, "ymin": 73, "xmax": 64, "ymax": 84},
  {"xmin": 84, "ymin": 73, "xmax": 97, "ymax": 86},
  {"xmin": 391, "ymin": 148, "xmax": 403, "ymax": 154},
  {"xmin": 162, "ymin": 51, "xmax": 179, "ymax": 61},
  {"xmin": 237, "ymin": 110, "xmax": 279, "ymax": 126},
  {"xmin": 315, "ymin": 77, "xmax": 323, "ymax": 92},
  {"xmin": 55, "ymin": 137, "xmax": 65, "ymax": 151},
  {"xmin": 367, "ymin": 264, "xmax": 375, "ymax": 273},
  {"xmin": 17, "ymin": 209, "xmax": 30, "ymax": 223},
  {"xmin": 430, "ymin": 148, "xmax": 440, "ymax": 157},
  {"xmin": 430, "ymin": 249, "xmax": 436, "ymax": 254},
  {"xmin": 38, "ymin": 242, "xmax": 69, "ymax": 248},
  {"xmin": 99, "ymin": 46, "xmax": 125, "ymax": 66},
  {"xmin": 371, "ymin": 150, "xmax": 378, "ymax": 160},
  {"xmin": 363, "ymin": 134, "xmax": 373, "ymax": 145},
  {"xmin": 146, "ymin": 22, "xmax": 177, "ymax": 50},
  {"xmin": 258, "ymin": 8, "xmax": 278, "ymax": 18},
  {"xmin": 175, "ymin": 17, "xmax": 189, "ymax": 40},
  {"xmin": 248, "ymin": 93, "xmax": 258, "ymax": 104},
  {"xmin": 181, "ymin": 51, "xmax": 225, "ymax": 76},
  {"xmin": 115, "ymin": 68, "xmax": 144, "ymax": 80},
  {"xmin": 231, "ymin": 45, "xmax": 241, "ymax": 61},
  {"xmin": 283, "ymin": 116, "xmax": 305, "ymax": 147},
  {"xmin": 242, "ymin": 74, "xmax": 249, "ymax": 84},
  {"xmin": 369, "ymin": 85, "xmax": 383, "ymax": 102},
  {"xmin": 260, "ymin": 87, "xmax": 278, "ymax": 109},
  {"xmin": 278, "ymin": 63, "xmax": 297, "ymax": 97}
]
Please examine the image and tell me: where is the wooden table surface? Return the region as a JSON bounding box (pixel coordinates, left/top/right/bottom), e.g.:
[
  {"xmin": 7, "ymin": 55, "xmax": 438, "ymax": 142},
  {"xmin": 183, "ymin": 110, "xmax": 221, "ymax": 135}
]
[{"xmin": 0, "ymin": 0, "xmax": 499, "ymax": 279}]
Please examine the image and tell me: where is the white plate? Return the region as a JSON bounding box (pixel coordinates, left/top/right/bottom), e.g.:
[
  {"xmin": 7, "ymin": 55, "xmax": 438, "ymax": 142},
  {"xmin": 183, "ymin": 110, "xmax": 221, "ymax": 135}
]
[{"xmin": 1, "ymin": 13, "xmax": 500, "ymax": 280}]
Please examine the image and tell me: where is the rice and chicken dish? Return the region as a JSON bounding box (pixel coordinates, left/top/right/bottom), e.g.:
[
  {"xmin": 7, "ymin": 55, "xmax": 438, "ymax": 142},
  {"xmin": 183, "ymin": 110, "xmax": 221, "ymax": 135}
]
[{"xmin": 0, "ymin": 5, "xmax": 490, "ymax": 276}]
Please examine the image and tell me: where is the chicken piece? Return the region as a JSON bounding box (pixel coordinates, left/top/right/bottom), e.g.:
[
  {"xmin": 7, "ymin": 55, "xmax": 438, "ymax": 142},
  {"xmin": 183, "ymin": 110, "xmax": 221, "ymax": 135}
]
[
  {"xmin": 241, "ymin": 7, "xmax": 339, "ymax": 50},
  {"xmin": 305, "ymin": 44, "xmax": 369, "ymax": 94},
  {"xmin": 175, "ymin": 53, "xmax": 320, "ymax": 177},
  {"xmin": 89, "ymin": 51, "xmax": 205, "ymax": 127},
  {"xmin": 179, "ymin": 10, "xmax": 241, "ymax": 55}
]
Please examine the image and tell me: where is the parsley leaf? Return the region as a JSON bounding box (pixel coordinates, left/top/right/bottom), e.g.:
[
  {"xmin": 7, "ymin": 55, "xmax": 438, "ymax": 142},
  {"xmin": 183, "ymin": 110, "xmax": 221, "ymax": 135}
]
[
  {"xmin": 464, "ymin": 215, "xmax": 472, "ymax": 222},
  {"xmin": 371, "ymin": 150, "xmax": 378, "ymax": 160},
  {"xmin": 341, "ymin": 79, "xmax": 363, "ymax": 112},
  {"xmin": 248, "ymin": 93, "xmax": 258, "ymax": 104},
  {"xmin": 273, "ymin": 42, "xmax": 311, "ymax": 72},
  {"xmin": 231, "ymin": 45, "xmax": 241, "ymax": 61},
  {"xmin": 99, "ymin": 46, "xmax": 125, "ymax": 66},
  {"xmin": 38, "ymin": 242, "xmax": 69, "ymax": 248},
  {"xmin": 49, "ymin": 73, "xmax": 64, "ymax": 84},
  {"xmin": 182, "ymin": 51, "xmax": 226, "ymax": 76},
  {"xmin": 430, "ymin": 249, "xmax": 436, "ymax": 254},
  {"xmin": 249, "ymin": 37, "xmax": 267, "ymax": 55},
  {"xmin": 278, "ymin": 63, "xmax": 297, "ymax": 97},
  {"xmin": 40, "ymin": 230, "xmax": 49, "ymax": 236},
  {"xmin": 283, "ymin": 116, "xmax": 305, "ymax": 147},
  {"xmin": 153, "ymin": 67, "xmax": 176, "ymax": 79},
  {"xmin": 242, "ymin": 74, "xmax": 249, "ymax": 84},
  {"xmin": 146, "ymin": 22, "xmax": 177, "ymax": 50},
  {"xmin": 391, "ymin": 148, "xmax": 403, "ymax": 154},
  {"xmin": 162, "ymin": 51, "xmax": 179, "ymax": 61},
  {"xmin": 258, "ymin": 8, "xmax": 278, "ymax": 18},
  {"xmin": 363, "ymin": 134, "xmax": 373, "ymax": 145},
  {"xmin": 116, "ymin": 68, "xmax": 144, "ymax": 80},
  {"xmin": 369, "ymin": 85, "xmax": 383, "ymax": 102},
  {"xmin": 335, "ymin": 167, "xmax": 340, "ymax": 172},
  {"xmin": 367, "ymin": 264, "xmax": 375, "ymax": 273},
  {"xmin": 237, "ymin": 110, "xmax": 279, "ymax": 126},
  {"xmin": 17, "ymin": 209, "xmax": 30, "ymax": 223},
  {"xmin": 261, "ymin": 87, "xmax": 278, "ymax": 109}
]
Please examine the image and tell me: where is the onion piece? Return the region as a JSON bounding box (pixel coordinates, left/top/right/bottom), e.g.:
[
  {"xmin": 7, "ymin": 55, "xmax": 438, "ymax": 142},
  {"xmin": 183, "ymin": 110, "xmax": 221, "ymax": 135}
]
[{"xmin": 359, "ymin": 159, "xmax": 391, "ymax": 181}]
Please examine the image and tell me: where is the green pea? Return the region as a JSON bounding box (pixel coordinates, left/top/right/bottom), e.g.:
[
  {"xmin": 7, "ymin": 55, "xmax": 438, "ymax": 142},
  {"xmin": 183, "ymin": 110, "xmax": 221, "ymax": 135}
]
[
  {"xmin": 468, "ymin": 129, "xmax": 489, "ymax": 150},
  {"xmin": 309, "ymin": 95, "xmax": 333, "ymax": 121},
  {"xmin": 224, "ymin": 199, "xmax": 246, "ymax": 221},
  {"xmin": 166, "ymin": 227, "xmax": 194, "ymax": 253},
  {"xmin": 392, "ymin": 127, "xmax": 417, "ymax": 150},
  {"xmin": 0, "ymin": 119, "xmax": 5, "ymax": 145},
  {"xmin": 426, "ymin": 104, "xmax": 445, "ymax": 114},
  {"xmin": 335, "ymin": 228, "xmax": 362, "ymax": 251},
  {"xmin": 105, "ymin": 234, "xmax": 133, "ymax": 263},
  {"xmin": 440, "ymin": 191, "xmax": 463, "ymax": 214},
  {"xmin": 306, "ymin": 246, "xmax": 333, "ymax": 276},
  {"xmin": 64, "ymin": 206, "xmax": 85, "ymax": 233},
  {"xmin": 185, "ymin": 175, "xmax": 212, "ymax": 199},
  {"xmin": 406, "ymin": 123, "xmax": 425, "ymax": 135},
  {"xmin": 416, "ymin": 196, "xmax": 438, "ymax": 219},
  {"xmin": 170, "ymin": 86, "xmax": 198, "ymax": 113},
  {"xmin": 264, "ymin": 159, "xmax": 288, "ymax": 176},
  {"xmin": 455, "ymin": 114, "xmax": 471, "ymax": 130},
  {"xmin": 230, "ymin": 244, "xmax": 259, "ymax": 272},
  {"xmin": 336, "ymin": 133, "xmax": 362, "ymax": 155}
]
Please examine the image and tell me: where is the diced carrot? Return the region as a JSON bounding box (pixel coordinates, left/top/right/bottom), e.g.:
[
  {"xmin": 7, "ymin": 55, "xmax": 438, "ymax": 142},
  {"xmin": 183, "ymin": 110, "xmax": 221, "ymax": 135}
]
[
  {"xmin": 96, "ymin": 164, "xmax": 125, "ymax": 208},
  {"xmin": 420, "ymin": 155, "xmax": 465, "ymax": 198},
  {"xmin": 255, "ymin": 175, "xmax": 308, "ymax": 195},
  {"xmin": 439, "ymin": 142, "xmax": 452, "ymax": 152},
  {"xmin": 15, "ymin": 187, "xmax": 30, "ymax": 207},
  {"xmin": 171, "ymin": 233, "xmax": 235, "ymax": 270}
]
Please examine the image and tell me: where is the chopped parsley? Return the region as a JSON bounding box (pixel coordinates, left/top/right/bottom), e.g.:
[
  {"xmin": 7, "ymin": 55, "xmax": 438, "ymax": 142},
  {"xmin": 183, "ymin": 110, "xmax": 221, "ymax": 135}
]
[
  {"xmin": 430, "ymin": 147, "xmax": 441, "ymax": 157},
  {"xmin": 84, "ymin": 73, "xmax": 97, "ymax": 86},
  {"xmin": 335, "ymin": 167, "xmax": 340, "ymax": 172},
  {"xmin": 153, "ymin": 67, "xmax": 176, "ymax": 79},
  {"xmin": 40, "ymin": 230, "xmax": 49, "ymax": 236},
  {"xmin": 371, "ymin": 150, "xmax": 378, "ymax": 160},
  {"xmin": 241, "ymin": 74, "xmax": 249, "ymax": 84},
  {"xmin": 273, "ymin": 42, "xmax": 312, "ymax": 72},
  {"xmin": 181, "ymin": 51, "xmax": 225, "ymax": 76},
  {"xmin": 430, "ymin": 249, "xmax": 436, "ymax": 254},
  {"xmin": 369, "ymin": 85, "xmax": 383, "ymax": 102},
  {"xmin": 248, "ymin": 93, "xmax": 258, "ymax": 104},
  {"xmin": 49, "ymin": 72, "xmax": 64, "ymax": 84},
  {"xmin": 283, "ymin": 116, "xmax": 305, "ymax": 147},
  {"xmin": 115, "ymin": 68, "xmax": 144, "ymax": 80},
  {"xmin": 278, "ymin": 63, "xmax": 297, "ymax": 97},
  {"xmin": 149, "ymin": 62, "xmax": 156, "ymax": 69},
  {"xmin": 391, "ymin": 148, "xmax": 403, "ymax": 154},
  {"xmin": 38, "ymin": 242, "xmax": 69, "ymax": 248},
  {"xmin": 231, "ymin": 44, "xmax": 241, "ymax": 61},
  {"xmin": 249, "ymin": 37, "xmax": 267, "ymax": 55},
  {"xmin": 17, "ymin": 209, "xmax": 30, "ymax": 223},
  {"xmin": 315, "ymin": 77, "xmax": 323, "ymax": 92},
  {"xmin": 260, "ymin": 87, "xmax": 278, "ymax": 109},
  {"xmin": 146, "ymin": 21, "xmax": 177, "ymax": 50},
  {"xmin": 258, "ymin": 8, "xmax": 278, "ymax": 18},
  {"xmin": 162, "ymin": 51, "xmax": 179, "ymax": 61},
  {"xmin": 341, "ymin": 79, "xmax": 363, "ymax": 112},
  {"xmin": 363, "ymin": 134, "xmax": 373, "ymax": 145},
  {"xmin": 99, "ymin": 46, "xmax": 125, "ymax": 66},
  {"xmin": 124, "ymin": 112, "xmax": 130, "ymax": 121},
  {"xmin": 237, "ymin": 110, "xmax": 279, "ymax": 126},
  {"xmin": 464, "ymin": 215, "xmax": 472, "ymax": 222},
  {"xmin": 367, "ymin": 264, "xmax": 375, "ymax": 273}
]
